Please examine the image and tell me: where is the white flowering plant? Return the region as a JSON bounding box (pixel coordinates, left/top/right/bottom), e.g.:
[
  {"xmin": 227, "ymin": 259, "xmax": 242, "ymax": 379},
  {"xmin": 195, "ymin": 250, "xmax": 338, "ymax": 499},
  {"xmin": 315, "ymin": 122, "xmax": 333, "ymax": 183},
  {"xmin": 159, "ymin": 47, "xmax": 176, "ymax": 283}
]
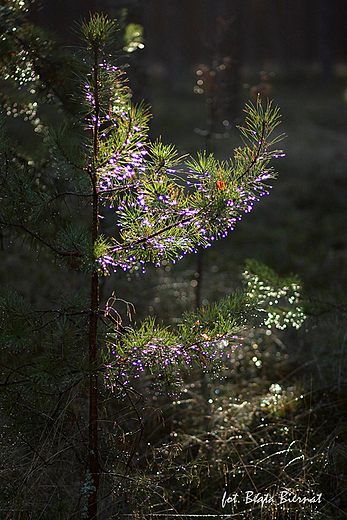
[{"xmin": 243, "ymin": 258, "xmax": 306, "ymax": 331}]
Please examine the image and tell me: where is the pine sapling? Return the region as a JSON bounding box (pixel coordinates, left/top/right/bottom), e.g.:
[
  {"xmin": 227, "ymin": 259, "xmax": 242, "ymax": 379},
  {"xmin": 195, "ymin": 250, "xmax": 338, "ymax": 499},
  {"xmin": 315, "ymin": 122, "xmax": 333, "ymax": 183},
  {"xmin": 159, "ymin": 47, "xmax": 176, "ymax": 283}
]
[{"xmin": 0, "ymin": 12, "xmax": 306, "ymax": 520}]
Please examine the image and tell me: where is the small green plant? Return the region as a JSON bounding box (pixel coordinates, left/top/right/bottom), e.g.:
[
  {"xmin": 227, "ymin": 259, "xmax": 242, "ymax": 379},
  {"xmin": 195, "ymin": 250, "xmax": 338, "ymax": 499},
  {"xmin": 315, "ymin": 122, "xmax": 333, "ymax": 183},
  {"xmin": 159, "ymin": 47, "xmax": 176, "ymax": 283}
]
[{"xmin": 0, "ymin": 5, "xmax": 306, "ymax": 519}]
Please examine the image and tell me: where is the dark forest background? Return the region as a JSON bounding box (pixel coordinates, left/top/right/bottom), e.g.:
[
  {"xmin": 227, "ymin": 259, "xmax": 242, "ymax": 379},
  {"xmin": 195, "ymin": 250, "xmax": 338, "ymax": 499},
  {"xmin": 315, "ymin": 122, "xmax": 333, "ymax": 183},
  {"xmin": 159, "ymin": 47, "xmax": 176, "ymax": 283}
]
[
  {"xmin": 31, "ymin": 0, "xmax": 347, "ymax": 72},
  {"xmin": 25, "ymin": 0, "xmax": 347, "ymax": 318}
]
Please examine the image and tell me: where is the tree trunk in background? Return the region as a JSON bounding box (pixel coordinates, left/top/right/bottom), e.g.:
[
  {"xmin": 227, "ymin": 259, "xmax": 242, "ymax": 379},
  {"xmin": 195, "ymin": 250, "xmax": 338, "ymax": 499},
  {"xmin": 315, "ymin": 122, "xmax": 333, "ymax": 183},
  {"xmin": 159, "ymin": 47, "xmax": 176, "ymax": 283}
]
[
  {"xmin": 318, "ymin": 0, "xmax": 332, "ymax": 85},
  {"xmin": 215, "ymin": 0, "xmax": 241, "ymax": 124}
]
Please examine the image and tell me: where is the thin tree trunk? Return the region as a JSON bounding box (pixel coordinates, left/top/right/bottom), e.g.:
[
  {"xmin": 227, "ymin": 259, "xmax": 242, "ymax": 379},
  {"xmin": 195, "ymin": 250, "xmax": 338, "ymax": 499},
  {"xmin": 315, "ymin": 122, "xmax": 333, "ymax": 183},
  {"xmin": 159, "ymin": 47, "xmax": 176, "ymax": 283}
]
[
  {"xmin": 88, "ymin": 43, "xmax": 101, "ymax": 520},
  {"xmin": 88, "ymin": 272, "xmax": 99, "ymax": 519},
  {"xmin": 88, "ymin": 190, "xmax": 100, "ymax": 518}
]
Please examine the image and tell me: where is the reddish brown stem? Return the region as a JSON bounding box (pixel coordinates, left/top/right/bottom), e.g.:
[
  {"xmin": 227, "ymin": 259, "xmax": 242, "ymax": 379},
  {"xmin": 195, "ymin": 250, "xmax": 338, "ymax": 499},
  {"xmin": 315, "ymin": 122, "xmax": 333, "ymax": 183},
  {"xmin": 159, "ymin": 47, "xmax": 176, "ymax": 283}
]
[
  {"xmin": 88, "ymin": 272, "xmax": 99, "ymax": 520},
  {"xmin": 88, "ymin": 44, "xmax": 101, "ymax": 520}
]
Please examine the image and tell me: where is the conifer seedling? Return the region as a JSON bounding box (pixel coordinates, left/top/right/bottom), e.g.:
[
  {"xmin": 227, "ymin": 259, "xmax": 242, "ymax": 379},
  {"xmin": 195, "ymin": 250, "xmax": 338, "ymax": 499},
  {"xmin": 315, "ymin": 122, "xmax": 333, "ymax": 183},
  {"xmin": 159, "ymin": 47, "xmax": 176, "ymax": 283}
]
[{"xmin": 0, "ymin": 10, "xmax": 305, "ymax": 519}]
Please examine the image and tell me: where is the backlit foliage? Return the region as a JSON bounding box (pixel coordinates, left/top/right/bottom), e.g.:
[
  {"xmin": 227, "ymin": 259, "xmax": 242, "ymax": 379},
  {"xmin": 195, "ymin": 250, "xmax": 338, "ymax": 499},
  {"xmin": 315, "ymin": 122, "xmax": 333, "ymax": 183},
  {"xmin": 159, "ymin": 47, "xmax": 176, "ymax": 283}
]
[{"xmin": 0, "ymin": 9, "xmax": 307, "ymax": 520}]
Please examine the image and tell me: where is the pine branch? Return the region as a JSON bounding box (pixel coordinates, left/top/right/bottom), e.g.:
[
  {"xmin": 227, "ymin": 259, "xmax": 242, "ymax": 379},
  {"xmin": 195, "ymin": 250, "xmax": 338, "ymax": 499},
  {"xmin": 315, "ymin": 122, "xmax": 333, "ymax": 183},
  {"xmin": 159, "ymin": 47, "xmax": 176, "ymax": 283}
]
[
  {"xmin": 54, "ymin": 134, "xmax": 89, "ymax": 172},
  {"xmin": 0, "ymin": 362, "xmax": 32, "ymax": 387},
  {"xmin": 7, "ymin": 26, "xmax": 78, "ymax": 115},
  {"xmin": 46, "ymin": 191, "xmax": 92, "ymax": 204},
  {"xmin": 0, "ymin": 219, "xmax": 83, "ymax": 257},
  {"xmin": 234, "ymin": 119, "xmax": 266, "ymax": 182},
  {"xmin": 99, "ymin": 183, "xmax": 137, "ymax": 196},
  {"xmin": 111, "ymin": 209, "xmax": 203, "ymax": 253}
]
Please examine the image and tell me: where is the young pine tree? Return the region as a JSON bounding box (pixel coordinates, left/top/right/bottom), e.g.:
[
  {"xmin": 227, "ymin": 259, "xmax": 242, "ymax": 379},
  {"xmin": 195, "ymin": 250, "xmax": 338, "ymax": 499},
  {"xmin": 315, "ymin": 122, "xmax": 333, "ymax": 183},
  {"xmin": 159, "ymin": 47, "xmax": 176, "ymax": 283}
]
[{"xmin": 0, "ymin": 11, "xmax": 305, "ymax": 520}]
